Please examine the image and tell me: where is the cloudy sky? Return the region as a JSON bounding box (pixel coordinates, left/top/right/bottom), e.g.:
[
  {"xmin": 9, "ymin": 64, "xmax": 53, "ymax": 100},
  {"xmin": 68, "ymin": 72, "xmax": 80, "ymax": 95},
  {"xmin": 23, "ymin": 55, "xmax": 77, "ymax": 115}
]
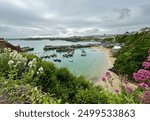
[{"xmin": 0, "ymin": 0, "xmax": 150, "ymax": 38}]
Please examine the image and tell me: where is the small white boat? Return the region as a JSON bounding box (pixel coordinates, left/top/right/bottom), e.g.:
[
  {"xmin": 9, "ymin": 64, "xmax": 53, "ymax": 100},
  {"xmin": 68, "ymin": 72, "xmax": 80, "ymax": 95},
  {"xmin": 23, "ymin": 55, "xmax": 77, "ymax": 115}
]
[{"xmin": 69, "ymin": 59, "xmax": 73, "ymax": 62}]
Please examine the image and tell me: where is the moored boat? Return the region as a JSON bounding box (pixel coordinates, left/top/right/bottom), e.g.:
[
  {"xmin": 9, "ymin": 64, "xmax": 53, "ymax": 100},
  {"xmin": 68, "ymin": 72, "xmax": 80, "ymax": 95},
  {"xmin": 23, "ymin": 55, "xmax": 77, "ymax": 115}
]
[
  {"xmin": 69, "ymin": 59, "xmax": 73, "ymax": 62},
  {"xmin": 81, "ymin": 53, "xmax": 87, "ymax": 56},
  {"xmin": 53, "ymin": 59, "xmax": 61, "ymax": 62}
]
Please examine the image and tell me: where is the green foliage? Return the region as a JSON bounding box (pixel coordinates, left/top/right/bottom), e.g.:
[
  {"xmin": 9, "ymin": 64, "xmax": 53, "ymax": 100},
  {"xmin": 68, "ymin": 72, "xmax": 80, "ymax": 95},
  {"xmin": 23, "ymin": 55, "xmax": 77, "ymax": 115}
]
[
  {"xmin": 107, "ymin": 90, "xmax": 139, "ymax": 104},
  {"xmin": 114, "ymin": 32, "xmax": 150, "ymax": 77},
  {"xmin": 0, "ymin": 48, "xmax": 144, "ymax": 104},
  {"xmin": 74, "ymin": 87, "xmax": 109, "ymax": 104},
  {"xmin": 103, "ymin": 37, "xmax": 114, "ymax": 42},
  {"xmin": 0, "ymin": 77, "xmax": 59, "ymax": 104},
  {"xmin": 0, "ymin": 48, "xmax": 112, "ymax": 104}
]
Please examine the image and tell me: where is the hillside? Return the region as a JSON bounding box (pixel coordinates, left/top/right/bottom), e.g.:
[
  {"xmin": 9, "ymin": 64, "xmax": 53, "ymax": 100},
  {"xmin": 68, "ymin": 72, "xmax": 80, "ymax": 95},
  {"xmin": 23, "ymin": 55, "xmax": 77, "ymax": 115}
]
[
  {"xmin": 114, "ymin": 32, "xmax": 150, "ymax": 78},
  {"xmin": 0, "ymin": 48, "xmax": 111, "ymax": 104},
  {"xmin": 0, "ymin": 45, "xmax": 150, "ymax": 104}
]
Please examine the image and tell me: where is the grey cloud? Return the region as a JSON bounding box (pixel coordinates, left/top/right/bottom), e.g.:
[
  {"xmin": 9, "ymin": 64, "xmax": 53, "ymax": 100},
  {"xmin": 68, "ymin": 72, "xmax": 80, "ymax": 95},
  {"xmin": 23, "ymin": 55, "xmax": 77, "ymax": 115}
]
[
  {"xmin": 114, "ymin": 8, "xmax": 132, "ymax": 19},
  {"xmin": 0, "ymin": 0, "xmax": 150, "ymax": 37},
  {"xmin": 138, "ymin": 4, "xmax": 150, "ymax": 17}
]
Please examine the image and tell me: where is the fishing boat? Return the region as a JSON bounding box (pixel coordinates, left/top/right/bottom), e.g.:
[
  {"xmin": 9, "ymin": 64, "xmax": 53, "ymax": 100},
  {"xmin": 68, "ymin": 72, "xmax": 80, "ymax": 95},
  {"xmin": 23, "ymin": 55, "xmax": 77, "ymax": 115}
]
[
  {"xmin": 40, "ymin": 55, "xmax": 50, "ymax": 59},
  {"xmin": 57, "ymin": 59, "xmax": 61, "ymax": 62},
  {"xmin": 53, "ymin": 59, "xmax": 61, "ymax": 62},
  {"xmin": 50, "ymin": 53, "xmax": 57, "ymax": 57},
  {"xmin": 81, "ymin": 53, "xmax": 87, "ymax": 56},
  {"xmin": 53, "ymin": 59, "xmax": 57, "ymax": 62},
  {"xmin": 63, "ymin": 53, "xmax": 69, "ymax": 58},
  {"xmin": 68, "ymin": 53, "xmax": 73, "ymax": 57}
]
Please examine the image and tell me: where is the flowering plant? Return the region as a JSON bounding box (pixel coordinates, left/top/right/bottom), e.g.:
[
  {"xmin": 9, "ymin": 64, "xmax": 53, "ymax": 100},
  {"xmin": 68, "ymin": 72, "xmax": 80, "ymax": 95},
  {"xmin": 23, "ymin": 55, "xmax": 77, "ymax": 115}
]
[
  {"xmin": 132, "ymin": 49, "xmax": 150, "ymax": 103},
  {"xmin": 0, "ymin": 48, "xmax": 43, "ymax": 81}
]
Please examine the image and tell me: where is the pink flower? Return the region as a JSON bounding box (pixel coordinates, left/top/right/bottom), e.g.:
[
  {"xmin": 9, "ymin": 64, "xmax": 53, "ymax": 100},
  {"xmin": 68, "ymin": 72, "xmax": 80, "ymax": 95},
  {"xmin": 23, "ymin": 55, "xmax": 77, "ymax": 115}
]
[
  {"xmin": 144, "ymin": 91, "xmax": 150, "ymax": 96},
  {"xmin": 133, "ymin": 49, "xmax": 150, "ymax": 82},
  {"xmin": 147, "ymin": 82, "xmax": 150, "ymax": 86},
  {"xmin": 114, "ymin": 89, "xmax": 119, "ymax": 93},
  {"xmin": 127, "ymin": 86, "xmax": 133, "ymax": 91},
  {"xmin": 102, "ymin": 77, "xmax": 106, "ymax": 82},
  {"xmin": 105, "ymin": 71, "xmax": 111, "ymax": 78},
  {"xmin": 143, "ymin": 91, "xmax": 150, "ymax": 104},
  {"xmin": 124, "ymin": 80, "xmax": 129, "ymax": 84},
  {"xmin": 126, "ymin": 86, "xmax": 133, "ymax": 94},
  {"xmin": 142, "ymin": 61, "xmax": 150, "ymax": 69},
  {"xmin": 133, "ymin": 69, "xmax": 150, "ymax": 82},
  {"xmin": 147, "ymin": 56, "xmax": 150, "ymax": 61},
  {"xmin": 148, "ymin": 49, "xmax": 150, "ymax": 55},
  {"xmin": 138, "ymin": 83, "xmax": 149, "ymax": 89}
]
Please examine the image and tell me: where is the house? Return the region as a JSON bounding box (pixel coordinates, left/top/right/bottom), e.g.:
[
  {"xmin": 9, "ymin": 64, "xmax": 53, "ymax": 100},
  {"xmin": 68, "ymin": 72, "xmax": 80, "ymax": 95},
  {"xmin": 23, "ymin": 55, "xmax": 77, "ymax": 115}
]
[
  {"xmin": 111, "ymin": 46, "xmax": 121, "ymax": 56},
  {"xmin": 0, "ymin": 38, "xmax": 22, "ymax": 52}
]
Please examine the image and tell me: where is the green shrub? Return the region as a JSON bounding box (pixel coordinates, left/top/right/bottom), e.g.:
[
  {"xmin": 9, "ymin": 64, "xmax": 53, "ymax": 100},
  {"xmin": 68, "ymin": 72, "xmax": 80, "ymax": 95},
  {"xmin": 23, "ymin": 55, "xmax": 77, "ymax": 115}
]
[
  {"xmin": 114, "ymin": 32, "xmax": 150, "ymax": 77},
  {"xmin": 1, "ymin": 48, "xmax": 141, "ymax": 104},
  {"xmin": 0, "ymin": 77, "xmax": 59, "ymax": 104}
]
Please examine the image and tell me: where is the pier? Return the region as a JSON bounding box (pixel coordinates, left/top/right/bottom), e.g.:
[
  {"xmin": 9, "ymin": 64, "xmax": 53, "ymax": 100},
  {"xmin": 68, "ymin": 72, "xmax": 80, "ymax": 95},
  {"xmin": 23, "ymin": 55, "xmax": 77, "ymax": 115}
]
[
  {"xmin": 21, "ymin": 46, "xmax": 34, "ymax": 52},
  {"xmin": 43, "ymin": 43, "xmax": 101, "ymax": 51}
]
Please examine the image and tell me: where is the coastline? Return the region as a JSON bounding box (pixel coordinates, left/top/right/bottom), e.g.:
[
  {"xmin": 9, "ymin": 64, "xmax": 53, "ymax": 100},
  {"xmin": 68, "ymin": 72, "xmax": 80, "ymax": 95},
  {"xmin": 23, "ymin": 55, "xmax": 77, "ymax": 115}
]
[
  {"xmin": 94, "ymin": 46, "xmax": 137, "ymax": 92},
  {"xmin": 93, "ymin": 46, "xmax": 116, "ymax": 68},
  {"xmin": 93, "ymin": 46, "xmax": 122, "ymax": 92}
]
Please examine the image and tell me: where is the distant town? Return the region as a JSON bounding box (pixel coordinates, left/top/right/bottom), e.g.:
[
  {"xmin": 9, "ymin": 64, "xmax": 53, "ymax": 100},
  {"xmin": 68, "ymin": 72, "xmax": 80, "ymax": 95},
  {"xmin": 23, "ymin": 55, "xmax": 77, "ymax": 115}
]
[{"xmin": 5, "ymin": 27, "xmax": 150, "ymax": 42}]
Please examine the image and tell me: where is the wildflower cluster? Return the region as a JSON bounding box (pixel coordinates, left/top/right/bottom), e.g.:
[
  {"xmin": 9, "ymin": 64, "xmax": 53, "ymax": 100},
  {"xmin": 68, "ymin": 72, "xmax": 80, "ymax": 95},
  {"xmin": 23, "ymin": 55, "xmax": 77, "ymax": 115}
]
[
  {"xmin": 143, "ymin": 91, "xmax": 150, "ymax": 104},
  {"xmin": 101, "ymin": 71, "xmax": 113, "ymax": 89},
  {"xmin": 133, "ymin": 69, "xmax": 150, "ymax": 82},
  {"xmin": 121, "ymin": 80, "xmax": 133, "ymax": 94},
  {"xmin": 0, "ymin": 48, "xmax": 27, "ymax": 78},
  {"xmin": 28, "ymin": 58, "xmax": 37, "ymax": 69},
  {"xmin": 133, "ymin": 49, "xmax": 150, "ymax": 82},
  {"xmin": 101, "ymin": 71, "xmax": 136, "ymax": 103},
  {"xmin": 0, "ymin": 48, "xmax": 43, "ymax": 80},
  {"xmin": 37, "ymin": 67, "xmax": 44, "ymax": 75},
  {"xmin": 133, "ymin": 49, "xmax": 150, "ymax": 103}
]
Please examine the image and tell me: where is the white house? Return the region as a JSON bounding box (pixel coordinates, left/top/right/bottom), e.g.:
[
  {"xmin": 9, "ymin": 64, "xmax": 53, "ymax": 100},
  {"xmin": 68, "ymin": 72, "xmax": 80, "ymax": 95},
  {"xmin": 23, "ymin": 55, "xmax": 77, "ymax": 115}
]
[{"xmin": 111, "ymin": 46, "xmax": 121, "ymax": 55}]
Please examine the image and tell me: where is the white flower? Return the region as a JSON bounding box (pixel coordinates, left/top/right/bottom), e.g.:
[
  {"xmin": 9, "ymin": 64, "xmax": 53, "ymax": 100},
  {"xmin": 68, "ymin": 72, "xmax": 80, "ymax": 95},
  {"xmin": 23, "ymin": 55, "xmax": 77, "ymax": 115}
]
[
  {"xmin": 11, "ymin": 51, "xmax": 18, "ymax": 60},
  {"xmin": 4, "ymin": 48, "xmax": 8, "ymax": 53},
  {"xmin": 28, "ymin": 61, "xmax": 33, "ymax": 68},
  {"xmin": 28, "ymin": 58, "xmax": 37, "ymax": 68},
  {"xmin": 13, "ymin": 65, "xmax": 17, "ymax": 68},
  {"xmin": 9, "ymin": 52, "xmax": 13, "ymax": 57},
  {"xmin": 8, "ymin": 60, "xmax": 14, "ymax": 66},
  {"xmin": 38, "ymin": 67, "xmax": 44, "ymax": 72},
  {"xmin": 7, "ymin": 48, "xmax": 11, "ymax": 52},
  {"xmin": 16, "ymin": 61, "xmax": 21, "ymax": 65},
  {"xmin": 32, "ymin": 58, "xmax": 37, "ymax": 65}
]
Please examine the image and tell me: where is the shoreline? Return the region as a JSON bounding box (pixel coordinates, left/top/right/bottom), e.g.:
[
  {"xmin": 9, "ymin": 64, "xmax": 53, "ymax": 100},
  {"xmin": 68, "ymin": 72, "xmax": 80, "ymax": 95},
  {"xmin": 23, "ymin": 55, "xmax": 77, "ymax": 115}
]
[
  {"xmin": 93, "ymin": 46, "xmax": 116, "ymax": 68},
  {"xmin": 94, "ymin": 46, "xmax": 137, "ymax": 92},
  {"xmin": 93, "ymin": 46, "xmax": 122, "ymax": 92}
]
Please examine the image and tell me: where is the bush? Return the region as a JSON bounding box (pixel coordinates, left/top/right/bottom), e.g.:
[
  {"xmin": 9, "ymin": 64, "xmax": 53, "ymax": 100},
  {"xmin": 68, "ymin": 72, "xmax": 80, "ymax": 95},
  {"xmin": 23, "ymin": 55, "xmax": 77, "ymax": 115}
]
[
  {"xmin": 0, "ymin": 77, "xmax": 59, "ymax": 104},
  {"xmin": 114, "ymin": 32, "xmax": 150, "ymax": 77},
  {"xmin": 0, "ymin": 48, "xmax": 111, "ymax": 104},
  {"xmin": 2, "ymin": 48, "xmax": 148, "ymax": 104}
]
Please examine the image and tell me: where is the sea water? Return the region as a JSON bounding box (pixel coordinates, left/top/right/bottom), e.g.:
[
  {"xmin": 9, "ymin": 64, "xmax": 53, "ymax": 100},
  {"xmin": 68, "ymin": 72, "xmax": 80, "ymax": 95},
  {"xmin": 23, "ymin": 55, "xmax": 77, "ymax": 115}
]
[{"xmin": 8, "ymin": 39, "xmax": 109, "ymax": 83}]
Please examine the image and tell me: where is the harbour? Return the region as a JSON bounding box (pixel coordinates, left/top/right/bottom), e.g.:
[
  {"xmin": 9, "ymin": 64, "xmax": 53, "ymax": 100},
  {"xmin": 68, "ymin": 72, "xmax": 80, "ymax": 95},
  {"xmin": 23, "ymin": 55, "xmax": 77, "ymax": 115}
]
[{"xmin": 8, "ymin": 39, "xmax": 110, "ymax": 83}]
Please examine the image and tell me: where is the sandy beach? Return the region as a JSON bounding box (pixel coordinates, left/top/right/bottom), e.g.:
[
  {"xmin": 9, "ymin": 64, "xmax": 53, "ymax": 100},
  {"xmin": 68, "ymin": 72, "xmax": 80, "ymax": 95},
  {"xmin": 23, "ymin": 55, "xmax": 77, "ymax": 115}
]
[
  {"xmin": 94, "ymin": 46, "xmax": 137, "ymax": 92},
  {"xmin": 93, "ymin": 46, "xmax": 121, "ymax": 92},
  {"xmin": 94, "ymin": 46, "xmax": 116, "ymax": 68}
]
